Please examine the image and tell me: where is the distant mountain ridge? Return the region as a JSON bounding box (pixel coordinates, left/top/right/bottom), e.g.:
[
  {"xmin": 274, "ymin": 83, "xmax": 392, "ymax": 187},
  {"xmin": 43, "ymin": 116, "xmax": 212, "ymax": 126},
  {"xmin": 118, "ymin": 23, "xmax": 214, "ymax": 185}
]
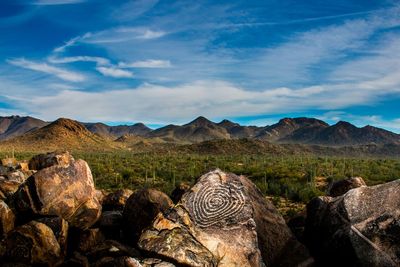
[{"xmin": 0, "ymin": 115, "xmax": 399, "ymax": 147}]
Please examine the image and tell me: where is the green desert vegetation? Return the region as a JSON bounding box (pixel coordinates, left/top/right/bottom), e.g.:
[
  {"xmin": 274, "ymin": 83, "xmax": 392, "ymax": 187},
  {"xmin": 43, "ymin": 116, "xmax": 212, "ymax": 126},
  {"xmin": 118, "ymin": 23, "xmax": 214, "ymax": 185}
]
[{"xmin": 2, "ymin": 150, "xmax": 400, "ymax": 205}]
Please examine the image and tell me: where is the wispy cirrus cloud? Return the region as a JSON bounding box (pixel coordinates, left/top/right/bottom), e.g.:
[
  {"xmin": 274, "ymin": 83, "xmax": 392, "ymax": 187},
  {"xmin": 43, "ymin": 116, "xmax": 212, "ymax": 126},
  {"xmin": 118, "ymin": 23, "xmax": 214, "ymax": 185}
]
[
  {"xmin": 48, "ymin": 56, "xmax": 110, "ymax": 66},
  {"xmin": 32, "ymin": 0, "xmax": 87, "ymax": 5},
  {"xmin": 118, "ymin": 59, "xmax": 171, "ymax": 68},
  {"xmin": 7, "ymin": 58, "xmax": 85, "ymax": 82},
  {"xmin": 96, "ymin": 66, "xmax": 134, "ymax": 78}
]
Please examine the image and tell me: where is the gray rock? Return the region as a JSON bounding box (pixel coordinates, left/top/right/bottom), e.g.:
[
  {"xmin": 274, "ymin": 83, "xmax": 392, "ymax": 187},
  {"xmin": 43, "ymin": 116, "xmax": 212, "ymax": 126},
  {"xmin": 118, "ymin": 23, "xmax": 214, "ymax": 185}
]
[{"xmin": 327, "ymin": 177, "xmax": 366, "ymax": 197}]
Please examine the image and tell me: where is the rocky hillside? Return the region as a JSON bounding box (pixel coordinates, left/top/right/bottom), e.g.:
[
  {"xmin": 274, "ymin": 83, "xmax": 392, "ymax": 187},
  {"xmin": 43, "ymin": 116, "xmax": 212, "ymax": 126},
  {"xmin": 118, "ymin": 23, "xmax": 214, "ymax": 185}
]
[
  {"xmin": 0, "ymin": 116, "xmax": 48, "ymax": 141},
  {"xmin": 1, "ymin": 151, "xmax": 399, "ymax": 266},
  {"xmin": 84, "ymin": 122, "xmax": 151, "ymax": 139},
  {"xmin": 0, "ymin": 118, "xmax": 117, "ymax": 152}
]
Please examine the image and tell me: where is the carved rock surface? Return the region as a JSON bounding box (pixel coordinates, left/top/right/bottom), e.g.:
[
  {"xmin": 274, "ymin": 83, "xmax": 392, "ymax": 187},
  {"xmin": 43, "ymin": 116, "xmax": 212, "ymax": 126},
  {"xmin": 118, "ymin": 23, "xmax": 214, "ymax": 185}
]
[
  {"xmin": 10, "ymin": 159, "xmax": 101, "ymax": 229},
  {"xmin": 123, "ymin": 188, "xmax": 172, "ymax": 245},
  {"xmin": 2, "ymin": 221, "xmax": 61, "ymax": 265},
  {"xmin": 305, "ymin": 179, "xmax": 400, "ymax": 267},
  {"xmin": 327, "ymin": 176, "xmax": 366, "ymax": 197},
  {"xmin": 139, "ymin": 169, "xmax": 264, "ymax": 267}
]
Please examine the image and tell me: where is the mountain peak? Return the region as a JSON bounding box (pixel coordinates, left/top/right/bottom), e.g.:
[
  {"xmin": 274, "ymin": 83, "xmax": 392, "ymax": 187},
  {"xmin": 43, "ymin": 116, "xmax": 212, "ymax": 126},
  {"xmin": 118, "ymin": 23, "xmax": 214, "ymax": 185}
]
[
  {"xmin": 49, "ymin": 118, "xmax": 88, "ymax": 134},
  {"xmin": 187, "ymin": 116, "xmax": 213, "ymax": 126}
]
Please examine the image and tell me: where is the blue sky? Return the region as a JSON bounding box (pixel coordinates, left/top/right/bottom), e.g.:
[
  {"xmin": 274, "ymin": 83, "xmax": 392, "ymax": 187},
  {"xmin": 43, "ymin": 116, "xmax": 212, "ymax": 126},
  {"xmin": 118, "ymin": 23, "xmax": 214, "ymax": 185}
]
[{"xmin": 1, "ymin": 0, "xmax": 400, "ymax": 131}]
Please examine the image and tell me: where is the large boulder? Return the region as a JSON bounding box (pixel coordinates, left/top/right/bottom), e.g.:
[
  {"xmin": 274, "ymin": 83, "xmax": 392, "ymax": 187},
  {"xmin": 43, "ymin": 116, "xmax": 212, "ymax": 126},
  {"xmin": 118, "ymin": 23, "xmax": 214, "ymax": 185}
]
[
  {"xmin": 2, "ymin": 221, "xmax": 62, "ymax": 265},
  {"xmin": 0, "ymin": 170, "xmax": 27, "ymax": 197},
  {"xmin": 36, "ymin": 216, "xmax": 69, "ymax": 257},
  {"xmin": 10, "ymin": 158, "xmax": 101, "ymax": 229},
  {"xmin": 28, "ymin": 151, "xmax": 74, "ymax": 170},
  {"xmin": 305, "ymin": 179, "xmax": 400, "ymax": 266},
  {"xmin": 139, "ymin": 169, "xmax": 265, "ymax": 267},
  {"xmin": 123, "ymin": 188, "xmax": 173, "ymax": 245},
  {"xmin": 97, "ymin": 210, "xmax": 123, "ymax": 239},
  {"xmin": 0, "ymin": 200, "xmax": 15, "ymax": 239},
  {"xmin": 327, "ymin": 177, "xmax": 366, "ymax": 197}
]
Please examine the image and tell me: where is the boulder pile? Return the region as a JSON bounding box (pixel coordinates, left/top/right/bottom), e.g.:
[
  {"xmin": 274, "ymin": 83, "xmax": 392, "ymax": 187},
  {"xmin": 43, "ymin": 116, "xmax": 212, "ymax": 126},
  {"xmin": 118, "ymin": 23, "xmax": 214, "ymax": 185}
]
[{"xmin": 1, "ymin": 151, "xmax": 399, "ymax": 267}]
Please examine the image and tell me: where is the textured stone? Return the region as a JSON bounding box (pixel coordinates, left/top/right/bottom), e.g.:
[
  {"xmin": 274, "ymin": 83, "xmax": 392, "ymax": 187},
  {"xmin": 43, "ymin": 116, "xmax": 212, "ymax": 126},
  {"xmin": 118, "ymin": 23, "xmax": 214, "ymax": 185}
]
[
  {"xmin": 10, "ymin": 159, "xmax": 101, "ymax": 229},
  {"xmin": 123, "ymin": 188, "xmax": 172, "ymax": 245},
  {"xmin": 139, "ymin": 169, "xmax": 264, "ymax": 267},
  {"xmin": 170, "ymin": 182, "xmax": 190, "ymax": 203},
  {"xmin": 103, "ymin": 189, "xmax": 133, "ymax": 211},
  {"xmin": 2, "ymin": 221, "xmax": 62, "ymax": 265},
  {"xmin": 327, "ymin": 176, "xmax": 366, "ymax": 197},
  {"xmin": 305, "ymin": 179, "xmax": 400, "ymax": 267},
  {"xmin": 0, "ymin": 200, "xmax": 15, "ymax": 239},
  {"xmin": 28, "ymin": 151, "xmax": 74, "ymax": 170}
]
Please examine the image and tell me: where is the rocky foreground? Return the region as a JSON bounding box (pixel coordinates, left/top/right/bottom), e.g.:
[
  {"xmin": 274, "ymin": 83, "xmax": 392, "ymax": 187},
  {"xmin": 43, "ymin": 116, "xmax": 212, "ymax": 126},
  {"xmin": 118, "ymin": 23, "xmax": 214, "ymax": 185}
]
[{"xmin": 0, "ymin": 152, "xmax": 399, "ymax": 266}]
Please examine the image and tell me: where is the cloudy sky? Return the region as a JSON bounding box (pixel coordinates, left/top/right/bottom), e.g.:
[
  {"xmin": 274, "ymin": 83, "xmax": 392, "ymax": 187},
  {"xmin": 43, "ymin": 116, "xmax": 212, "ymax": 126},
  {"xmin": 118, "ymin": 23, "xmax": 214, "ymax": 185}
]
[{"xmin": 1, "ymin": 0, "xmax": 400, "ymax": 131}]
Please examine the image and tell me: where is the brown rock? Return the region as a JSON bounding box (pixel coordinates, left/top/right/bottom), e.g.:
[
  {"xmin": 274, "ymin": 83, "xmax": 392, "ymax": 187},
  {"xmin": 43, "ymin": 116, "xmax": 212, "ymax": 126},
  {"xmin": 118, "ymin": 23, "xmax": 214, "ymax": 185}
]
[
  {"xmin": 139, "ymin": 170, "xmax": 264, "ymax": 267},
  {"xmin": 239, "ymin": 175, "xmax": 313, "ymax": 267},
  {"xmin": 28, "ymin": 151, "xmax": 74, "ymax": 171},
  {"xmin": 0, "ymin": 200, "xmax": 15, "ymax": 239},
  {"xmin": 103, "ymin": 189, "xmax": 133, "ymax": 211},
  {"xmin": 95, "ymin": 189, "xmax": 107, "ymax": 204},
  {"xmin": 1, "ymin": 158, "xmax": 17, "ymax": 168},
  {"xmin": 77, "ymin": 228, "xmax": 106, "ymax": 253},
  {"xmin": 0, "ymin": 170, "xmax": 27, "ymax": 197},
  {"xmin": 327, "ymin": 176, "xmax": 366, "ymax": 197},
  {"xmin": 123, "ymin": 188, "xmax": 172, "ymax": 245},
  {"xmin": 36, "ymin": 217, "xmax": 68, "ymax": 257},
  {"xmin": 170, "ymin": 182, "xmax": 190, "ymax": 203},
  {"xmin": 10, "ymin": 159, "xmax": 101, "ymax": 229},
  {"xmin": 16, "ymin": 162, "xmax": 30, "ymax": 172},
  {"xmin": 58, "ymin": 252, "xmax": 89, "ymax": 267},
  {"xmin": 305, "ymin": 180, "xmax": 400, "ymax": 267},
  {"xmin": 2, "ymin": 221, "xmax": 62, "ymax": 265},
  {"xmin": 97, "ymin": 210, "xmax": 123, "ymax": 239},
  {"xmin": 85, "ymin": 240, "xmax": 141, "ymax": 262},
  {"xmin": 93, "ymin": 256, "xmax": 143, "ymax": 267},
  {"xmin": 141, "ymin": 258, "xmax": 175, "ymax": 267}
]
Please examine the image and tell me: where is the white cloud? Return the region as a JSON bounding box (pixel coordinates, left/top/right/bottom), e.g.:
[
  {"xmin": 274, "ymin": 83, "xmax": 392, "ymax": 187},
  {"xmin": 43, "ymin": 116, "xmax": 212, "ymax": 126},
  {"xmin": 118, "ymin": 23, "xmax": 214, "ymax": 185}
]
[
  {"xmin": 82, "ymin": 28, "xmax": 166, "ymax": 44},
  {"xmin": 53, "ymin": 33, "xmax": 92, "ymax": 53},
  {"xmin": 48, "ymin": 56, "xmax": 110, "ymax": 66},
  {"xmin": 33, "ymin": 0, "xmax": 86, "ymax": 5},
  {"xmin": 96, "ymin": 66, "xmax": 134, "ymax": 78},
  {"xmin": 118, "ymin": 59, "xmax": 171, "ymax": 68},
  {"xmin": 7, "ymin": 58, "xmax": 85, "ymax": 82}
]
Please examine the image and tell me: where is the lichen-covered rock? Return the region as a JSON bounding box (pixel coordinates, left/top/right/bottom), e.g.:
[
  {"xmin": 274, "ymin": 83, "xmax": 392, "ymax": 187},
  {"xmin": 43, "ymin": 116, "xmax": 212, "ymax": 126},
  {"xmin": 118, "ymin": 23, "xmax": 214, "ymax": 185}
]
[
  {"xmin": 10, "ymin": 159, "xmax": 101, "ymax": 229},
  {"xmin": 0, "ymin": 200, "xmax": 15, "ymax": 239},
  {"xmin": 123, "ymin": 188, "xmax": 172, "ymax": 245},
  {"xmin": 305, "ymin": 179, "xmax": 400, "ymax": 267},
  {"xmin": 0, "ymin": 170, "xmax": 27, "ymax": 197},
  {"xmin": 28, "ymin": 151, "xmax": 74, "ymax": 170},
  {"xmin": 103, "ymin": 189, "xmax": 133, "ymax": 211},
  {"xmin": 327, "ymin": 176, "xmax": 366, "ymax": 197},
  {"xmin": 139, "ymin": 169, "xmax": 264, "ymax": 267},
  {"xmin": 2, "ymin": 221, "xmax": 62, "ymax": 265}
]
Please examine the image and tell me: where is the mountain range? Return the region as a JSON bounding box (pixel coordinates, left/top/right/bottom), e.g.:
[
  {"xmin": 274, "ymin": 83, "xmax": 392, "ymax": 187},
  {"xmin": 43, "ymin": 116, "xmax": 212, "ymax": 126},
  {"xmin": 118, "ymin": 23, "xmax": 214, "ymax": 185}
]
[{"xmin": 0, "ymin": 115, "xmax": 399, "ymax": 151}]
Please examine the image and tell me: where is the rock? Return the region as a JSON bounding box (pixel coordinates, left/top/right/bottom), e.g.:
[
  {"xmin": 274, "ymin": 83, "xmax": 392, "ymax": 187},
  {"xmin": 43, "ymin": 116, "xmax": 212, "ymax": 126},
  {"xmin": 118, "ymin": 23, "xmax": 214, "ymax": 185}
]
[
  {"xmin": 76, "ymin": 228, "xmax": 106, "ymax": 253},
  {"xmin": 327, "ymin": 176, "xmax": 367, "ymax": 197},
  {"xmin": 139, "ymin": 169, "xmax": 264, "ymax": 267},
  {"xmin": 16, "ymin": 162, "xmax": 30, "ymax": 172},
  {"xmin": 141, "ymin": 258, "xmax": 175, "ymax": 267},
  {"xmin": 85, "ymin": 240, "xmax": 141, "ymax": 263},
  {"xmin": 1, "ymin": 158, "xmax": 17, "ymax": 168},
  {"xmin": 287, "ymin": 211, "xmax": 307, "ymax": 244},
  {"xmin": 103, "ymin": 189, "xmax": 133, "ymax": 211},
  {"xmin": 170, "ymin": 182, "xmax": 190, "ymax": 203},
  {"xmin": 9, "ymin": 159, "xmax": 101, "ymax": 229},
  {"xmin": 0, "ymin": 170, "xmax": 27, "ymax": 197},
  {"xmin": 28, "ymin": 151, "xmax": 74, "ymax": 171},
  {"xmin": 0, "ymin": 200, "xmax": 15, "ymax": 239},
  {"xmin": 36, "ymin": 217, "xmax": 68, "ymax": 257},
  {"xmin": 2, "ymin": 221, "xmax": 62, "ymax": 265},
  {"xmin": 93, "ymin": 256, "xmax": 143, "ymax": 267},
  {"xmin": 97, "ymin": 210, "xmax": 123, "ymax": 239},
  {"xmin": 95, "ymin": 189, "xmax": 107, "ymax": 204},
  {"xmin": 239, "ymin": 175, "xmax": 313, "ymax": 267},
  {"xmin": 58, "ymin": 252, "xmax": 89, "ymax": 267},
  {"xmin": 305, "ymin": 179, "xmax": 400, "ymax": 267},
  {"xmin": 123, "ymin": 188, "xmax": 172, "ymax": 245}
]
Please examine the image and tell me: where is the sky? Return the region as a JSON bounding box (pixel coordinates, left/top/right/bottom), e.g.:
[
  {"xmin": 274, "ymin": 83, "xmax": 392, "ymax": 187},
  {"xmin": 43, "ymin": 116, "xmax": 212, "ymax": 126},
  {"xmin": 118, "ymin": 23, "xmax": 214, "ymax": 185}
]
[{"xmin": 1, "ymin": 0, "xmax": 400, "ymax": 131}]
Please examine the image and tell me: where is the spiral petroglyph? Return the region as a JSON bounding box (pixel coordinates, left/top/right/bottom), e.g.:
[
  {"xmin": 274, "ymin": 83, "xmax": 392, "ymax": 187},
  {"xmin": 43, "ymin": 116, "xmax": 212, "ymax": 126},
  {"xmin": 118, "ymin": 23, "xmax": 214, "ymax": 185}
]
[{"xmin": 187, "ymin": 171, "xmax": 246, "ymax": 228}]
